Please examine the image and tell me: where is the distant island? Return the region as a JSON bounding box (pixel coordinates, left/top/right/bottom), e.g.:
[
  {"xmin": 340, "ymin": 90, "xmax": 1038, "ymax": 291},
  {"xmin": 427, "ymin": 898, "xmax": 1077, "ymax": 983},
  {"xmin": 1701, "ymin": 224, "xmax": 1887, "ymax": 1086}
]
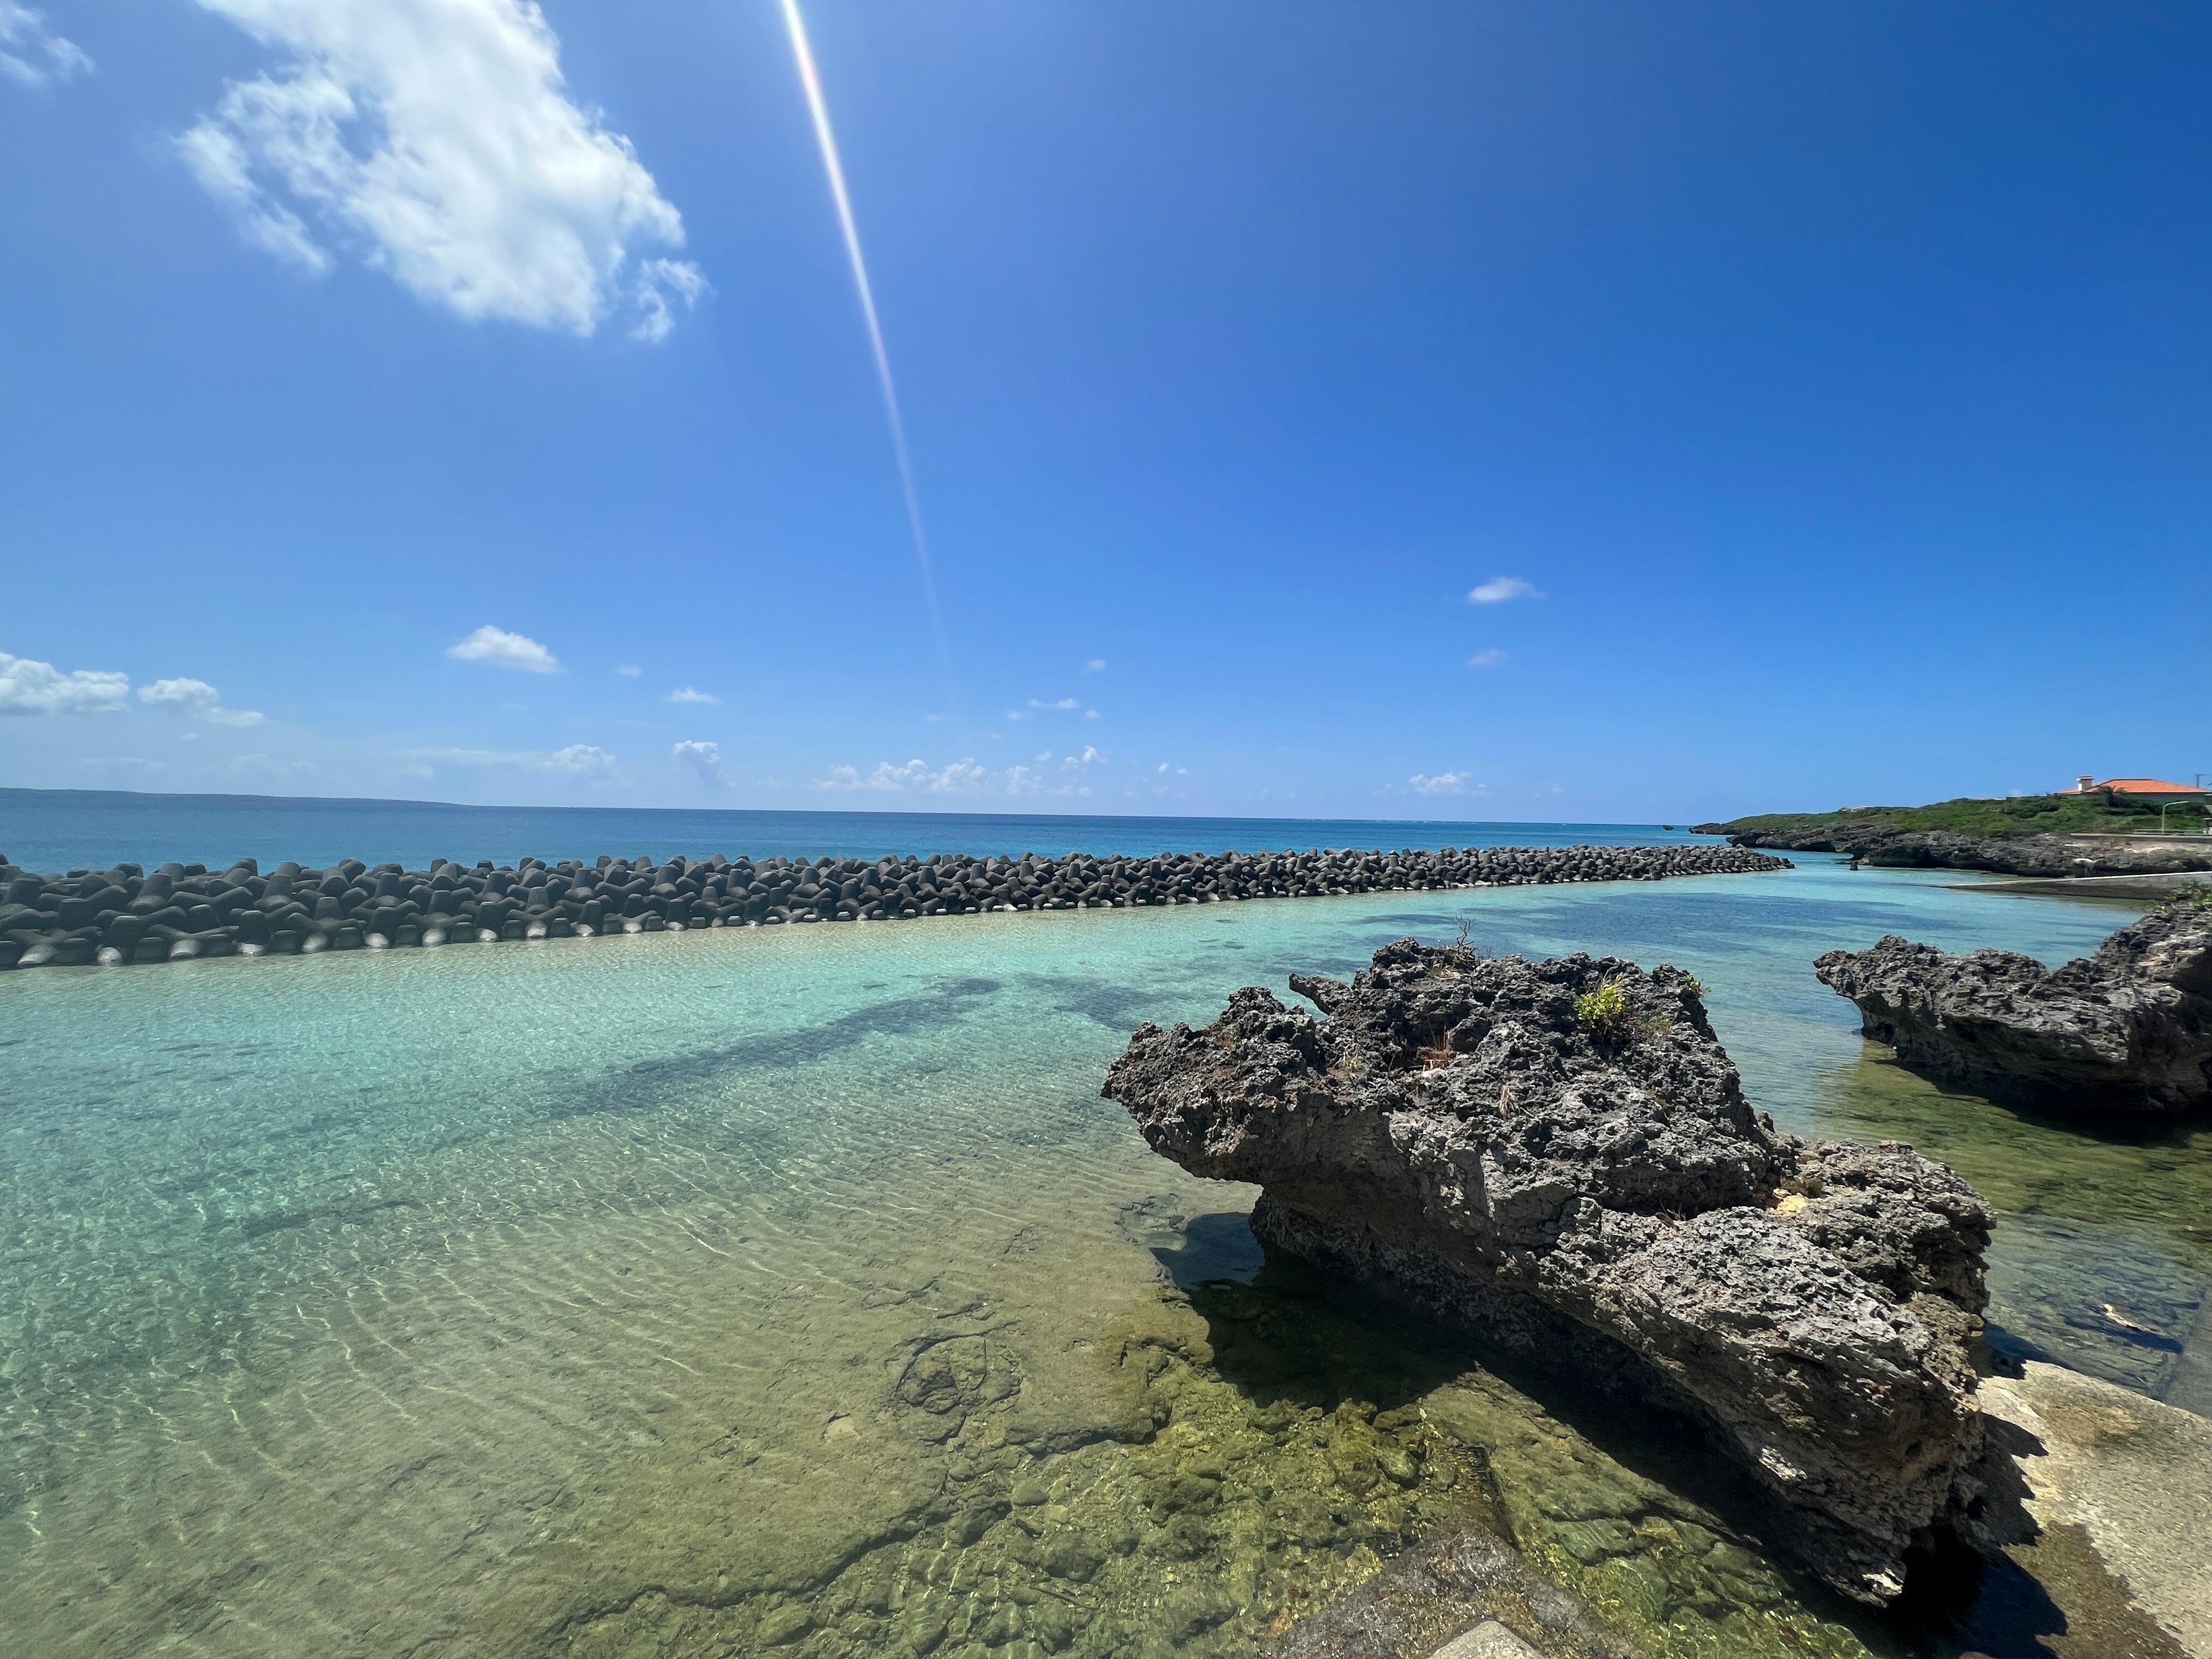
[{"xmin": 1695, "ymin": 784, "xmax": 2212, "ymax": 877}]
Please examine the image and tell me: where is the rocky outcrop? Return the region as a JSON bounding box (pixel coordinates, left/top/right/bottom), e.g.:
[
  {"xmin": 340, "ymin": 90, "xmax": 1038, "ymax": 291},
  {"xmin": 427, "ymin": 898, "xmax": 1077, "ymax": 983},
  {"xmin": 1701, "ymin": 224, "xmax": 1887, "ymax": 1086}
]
[
  {"xmin": 1700, "ymin": 821, "xmax": 2212, "ymax": 877},
  {"xmin": 0, "ymin": 843, "xmax": 1790, "ymax": 972},
  {"xmin": 1102, "ymin": 939, "xmax": 1997, "ymax": 1608},
  {"xmin": 1815, "ymin": 900, "xmax": 2212, "ymax": 1114}
]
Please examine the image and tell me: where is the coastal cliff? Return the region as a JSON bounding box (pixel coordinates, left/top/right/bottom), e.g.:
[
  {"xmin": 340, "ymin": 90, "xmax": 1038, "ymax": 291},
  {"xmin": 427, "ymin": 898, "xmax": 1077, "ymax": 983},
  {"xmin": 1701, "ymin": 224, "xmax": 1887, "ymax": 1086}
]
[
  {"xmin": 1103, "ymin": 938, "xmax": 1998, "ymax": 1608},
  {"xmin": 0, "ymin": 842, "xmax": 1789, "ymax": 971},
  {"xmin": 1815, "ymin": 897, "xmax": 2212, "ymax": 1114}
]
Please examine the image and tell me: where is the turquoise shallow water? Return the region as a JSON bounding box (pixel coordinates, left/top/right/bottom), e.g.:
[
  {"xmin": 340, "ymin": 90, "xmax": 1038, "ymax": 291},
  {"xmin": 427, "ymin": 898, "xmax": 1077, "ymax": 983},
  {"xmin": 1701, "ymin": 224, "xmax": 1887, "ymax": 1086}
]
[{"xmin": 0, "ymin": 858, "xmax": 2203, "ymax": 1657}]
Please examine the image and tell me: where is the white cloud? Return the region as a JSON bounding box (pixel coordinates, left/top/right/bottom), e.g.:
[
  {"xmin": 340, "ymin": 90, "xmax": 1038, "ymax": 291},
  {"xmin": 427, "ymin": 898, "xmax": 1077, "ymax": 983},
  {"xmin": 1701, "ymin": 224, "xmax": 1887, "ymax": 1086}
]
[
  {"xmin": 1409, "ymin": 771, "xmax": 1479, "ymax": 796},
  {"xmin": 1084, "ymin": 708, "xmax": 1100, "ymax": 719},
  {"xmin": 817, "ymin": 757, "xmax": 991, "ymax": 794},
  {"xmin": 1465, "ymin": 648, "xmax": 1508, "ymax": 668},
  {"xmin": 668, "ymin": 685, "xmax": 719, "ymax": 704},
  {"xmin": 673, "ymin": 738, "xmax": 725, "ymax": 786},
  {"xmin": 1083, "ymin": 658, "xmax": 1106, "ymax": 673},
  {"xmin": 0, "ymin": 1, "xmax": 90, "ymax": 87},
  {"xmin": 400, "ymin": 743, "xmax": 615, "ymax": 778},
  {"xmin": 138, "ymin": 676, "xmax": 266, "ymax": 726},
  {"xmin": 615, "ymin": 663, "xmax": 642, "ymax": 677},
  {"xmin": 180, "ymin": 0, "xmax": 700, "ymax": 338},
  {"xmin": 545, "ymin": 743, "xmax": 613, "ymax": 774},
  {"xmin": 812, "ymin": 755, "xmax": 1102, "ymax": 798},
  {"xmin": 1467, "ymin": 576, "xmax": 1542, "ymax": 605},
  {"xmin": 446, "ymin": 624, "xmax": 560, "ymax": 673},
  {"xmin": 632, "ymin": 256, "xmax": 709, "ymax": 343},
  {"xmin": 1029, "ymin": 696, "xmax": 1080, "ymax": 710},
  {"xmin": 0, "ymin": 651, "xmax": 130, "ymax": 714}
]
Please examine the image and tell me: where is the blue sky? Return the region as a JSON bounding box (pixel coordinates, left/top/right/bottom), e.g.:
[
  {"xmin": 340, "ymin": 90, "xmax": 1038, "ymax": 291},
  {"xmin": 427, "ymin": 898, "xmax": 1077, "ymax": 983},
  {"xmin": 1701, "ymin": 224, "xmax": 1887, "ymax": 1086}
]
[{"xmin": 2, "ymin": 1, "xmax": 2206, "ymax": 821}]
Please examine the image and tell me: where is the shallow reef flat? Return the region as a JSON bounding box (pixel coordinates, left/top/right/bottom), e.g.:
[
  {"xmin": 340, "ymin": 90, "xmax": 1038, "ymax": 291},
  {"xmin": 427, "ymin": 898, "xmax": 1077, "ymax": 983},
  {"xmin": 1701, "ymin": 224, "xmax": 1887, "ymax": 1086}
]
[
  {"xmin": 0, "ymin": 864, "xmax": 2198, "ymax": 1658},
  {"xmin": 0, "ymin": 842, "xmax": 1787, "ymax": 971}
]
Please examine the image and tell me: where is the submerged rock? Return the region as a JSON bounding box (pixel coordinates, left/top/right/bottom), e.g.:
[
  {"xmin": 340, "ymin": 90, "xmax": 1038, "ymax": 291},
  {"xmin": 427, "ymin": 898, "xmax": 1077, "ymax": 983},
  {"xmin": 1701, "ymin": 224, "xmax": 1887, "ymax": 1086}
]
[
  {"xmin": 1814, "ymin": 897, "xmax": 2212, "ymax": 1115},
  {"xmin": 1102, "ymin": 938, "xmax": 1997, "ymax": 1608}
]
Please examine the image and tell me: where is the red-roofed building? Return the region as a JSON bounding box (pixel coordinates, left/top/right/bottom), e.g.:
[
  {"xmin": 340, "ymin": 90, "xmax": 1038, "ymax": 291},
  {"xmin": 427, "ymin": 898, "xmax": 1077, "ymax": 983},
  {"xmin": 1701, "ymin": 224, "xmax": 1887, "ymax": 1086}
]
[{"xmin": 2063, "ymin": 775, "xmax": 2208, "ymax": 804}]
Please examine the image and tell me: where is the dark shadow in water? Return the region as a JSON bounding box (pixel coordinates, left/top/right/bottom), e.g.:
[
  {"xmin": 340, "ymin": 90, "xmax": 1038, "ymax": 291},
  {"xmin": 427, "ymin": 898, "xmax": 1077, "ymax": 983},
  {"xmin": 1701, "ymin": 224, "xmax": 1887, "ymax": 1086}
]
[
  {"xmin": 1860, "ymin": 1060, "xmax": 2210, "ymax": 1152},
  {"xmin": 1885, "ymin": 1533, "xmax": 2075, "ymax": 1659},
  {"xmin": 1150, "ymin": 1210, "xmax": 1266, "ymax": 1289},
  {"xmin": 1160, "ymin": 1211, "xmax": 2078, "ymax": 1658},
  {"xmin": 543, "ymin": 976, "xmax": 1005, "ymax": 1119},
  {"xmin": 1023, "ymin": 975, "xmax": 1175, "ymax": 1035}
]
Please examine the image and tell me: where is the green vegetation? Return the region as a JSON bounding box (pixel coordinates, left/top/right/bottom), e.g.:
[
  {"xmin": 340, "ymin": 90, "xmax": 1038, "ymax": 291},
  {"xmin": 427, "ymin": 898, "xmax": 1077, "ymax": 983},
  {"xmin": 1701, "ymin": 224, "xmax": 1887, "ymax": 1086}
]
[
  {"xmin": 1705, "ymin": 788, "xmax": 2207, "ymax": 843},
  {"xmin": 1574, "ymin": 978, "xmax": 1633, "ymax": 1044}
]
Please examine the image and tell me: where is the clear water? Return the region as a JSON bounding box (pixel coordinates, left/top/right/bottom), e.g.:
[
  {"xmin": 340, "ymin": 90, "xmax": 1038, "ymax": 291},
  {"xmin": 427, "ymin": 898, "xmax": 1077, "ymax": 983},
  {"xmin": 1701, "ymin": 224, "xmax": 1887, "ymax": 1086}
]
[
  {"xmin": 0, "ymin": 789, "xmax": 1717, "ymax": 874},
  {"xmin": 1, "ymin": 857, "xmax": 2203, "ymax": 1658}
]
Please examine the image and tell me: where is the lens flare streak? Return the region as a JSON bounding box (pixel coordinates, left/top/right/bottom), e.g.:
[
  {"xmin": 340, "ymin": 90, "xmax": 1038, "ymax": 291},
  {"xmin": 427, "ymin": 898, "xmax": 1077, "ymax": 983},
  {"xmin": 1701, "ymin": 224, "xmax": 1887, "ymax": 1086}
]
[{"xmin": 778, "ymin": 0, "xmax": 952, "ymax": 690}]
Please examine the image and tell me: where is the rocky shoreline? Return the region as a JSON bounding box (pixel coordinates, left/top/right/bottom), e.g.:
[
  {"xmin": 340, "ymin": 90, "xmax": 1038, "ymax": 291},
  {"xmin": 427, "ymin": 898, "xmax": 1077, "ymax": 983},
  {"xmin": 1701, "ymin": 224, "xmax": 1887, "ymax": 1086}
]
[
  {"xmin": 1104, "ymin": 938, "xmax": 2001, "ymax": 1608},
  {"xmin": 1697, "ymin": 819, "xmax": 2212, "ymax": 878},
  {"xmin": 1815, "ymin": 897, "xmax": 2212, "ymax": 1115},
  {"xmin": 0, "ymin": 842, "xmax": 1789, "ymax": 972}
]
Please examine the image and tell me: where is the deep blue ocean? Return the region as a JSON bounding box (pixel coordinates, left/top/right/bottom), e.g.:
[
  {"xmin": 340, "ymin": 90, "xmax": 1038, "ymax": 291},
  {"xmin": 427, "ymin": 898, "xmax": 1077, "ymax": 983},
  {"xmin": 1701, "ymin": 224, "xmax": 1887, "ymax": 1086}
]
[{"xmin": 0, "ymin": 785, "xmax": 1717, "ymax": 872}]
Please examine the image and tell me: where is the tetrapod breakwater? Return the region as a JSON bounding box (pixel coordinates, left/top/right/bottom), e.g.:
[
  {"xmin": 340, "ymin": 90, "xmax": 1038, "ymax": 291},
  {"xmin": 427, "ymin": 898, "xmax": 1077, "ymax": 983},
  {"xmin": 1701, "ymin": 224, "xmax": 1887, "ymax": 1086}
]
[{"xmin": 0, "ymin": 842, "xmax": 1791, "ymax": 971}]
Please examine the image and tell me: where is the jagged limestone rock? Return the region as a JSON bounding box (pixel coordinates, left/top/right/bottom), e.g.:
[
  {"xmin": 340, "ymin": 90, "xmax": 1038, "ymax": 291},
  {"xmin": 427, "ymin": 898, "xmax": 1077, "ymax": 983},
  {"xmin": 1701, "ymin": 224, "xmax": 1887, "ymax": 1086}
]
[
  {"xmin": 1815, "ymin": 899, "xmax": 2212, "ymax": 1114},
  {"xmin": 1103, "ymin": 938, "xmax": 1997, "ymax": 1607}
]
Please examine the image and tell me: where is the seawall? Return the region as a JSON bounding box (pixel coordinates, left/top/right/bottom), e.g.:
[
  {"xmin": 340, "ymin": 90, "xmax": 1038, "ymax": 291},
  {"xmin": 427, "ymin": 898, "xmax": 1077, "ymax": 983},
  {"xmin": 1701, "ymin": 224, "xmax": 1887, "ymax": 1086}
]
[{"xmin": 0, "ymin": 843, "xmax": 1791, "ymax": 971}]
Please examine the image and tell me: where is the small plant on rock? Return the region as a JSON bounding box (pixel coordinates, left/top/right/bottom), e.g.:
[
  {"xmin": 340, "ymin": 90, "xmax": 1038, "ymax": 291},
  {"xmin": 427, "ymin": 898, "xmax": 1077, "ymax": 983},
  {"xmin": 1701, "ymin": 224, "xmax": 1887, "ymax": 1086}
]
[
  {"xmin": 1574, "ymin": 978, "xmax": 1634, "ymax": 1046},
  {"xmin": 1429, "ymin": 920, "xmax": 1479, "ymax": 974}
]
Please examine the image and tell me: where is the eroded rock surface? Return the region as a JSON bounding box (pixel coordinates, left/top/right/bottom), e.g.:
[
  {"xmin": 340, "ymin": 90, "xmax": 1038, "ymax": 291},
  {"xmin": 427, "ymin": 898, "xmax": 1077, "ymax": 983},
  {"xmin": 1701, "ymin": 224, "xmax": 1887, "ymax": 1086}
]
[
  {"xmin": 1701, "ymin": 822, "xmax": 2212, "ymax": 877},
  {"xmin": 1103, "ymin": 939, "xmax": 1997, "ymax": 1607},
  {"xmin": 1815, "ymin": 899, "xmax": 2212, "ymax": 1114}
]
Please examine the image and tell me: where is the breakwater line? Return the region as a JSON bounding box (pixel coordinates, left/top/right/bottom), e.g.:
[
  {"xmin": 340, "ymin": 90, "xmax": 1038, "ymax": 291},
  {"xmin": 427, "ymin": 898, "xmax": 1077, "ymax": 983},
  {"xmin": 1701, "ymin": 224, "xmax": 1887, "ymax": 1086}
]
[{"xmin": 0, "ymin": 842, "xmax": 1790, "ymax": 971}]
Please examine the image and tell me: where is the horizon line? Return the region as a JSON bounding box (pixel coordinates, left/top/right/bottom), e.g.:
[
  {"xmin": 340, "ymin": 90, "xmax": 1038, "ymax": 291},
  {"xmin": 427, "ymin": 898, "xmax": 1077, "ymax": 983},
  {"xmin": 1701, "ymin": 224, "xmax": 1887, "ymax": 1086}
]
[{"xmin": 0, "ymin": 784, "xmax": 1694, "ymax": 830}]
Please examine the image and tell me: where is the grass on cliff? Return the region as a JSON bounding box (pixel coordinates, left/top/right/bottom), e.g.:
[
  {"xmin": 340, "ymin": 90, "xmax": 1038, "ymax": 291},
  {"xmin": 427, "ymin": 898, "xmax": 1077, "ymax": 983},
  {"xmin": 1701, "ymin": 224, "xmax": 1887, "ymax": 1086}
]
[{"xmin": 1701, "ymin": 789, "xmax": 2206, "ymax": 842}]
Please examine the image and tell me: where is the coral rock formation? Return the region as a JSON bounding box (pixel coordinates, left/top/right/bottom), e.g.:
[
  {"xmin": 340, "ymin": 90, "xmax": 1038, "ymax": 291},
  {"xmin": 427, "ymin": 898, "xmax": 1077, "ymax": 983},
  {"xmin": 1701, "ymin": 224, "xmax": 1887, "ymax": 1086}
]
[
  {"xmin": 1103, "ymin": 939, "xmax": 1997, "ymax": 1607},
  {"xmin": 1701, "ymin": 821, "xmax": 2212, "ymax": 878},
  {"xmin": 1815, "ymin": 898, "xmax": 2212, "ymax": 1114}
]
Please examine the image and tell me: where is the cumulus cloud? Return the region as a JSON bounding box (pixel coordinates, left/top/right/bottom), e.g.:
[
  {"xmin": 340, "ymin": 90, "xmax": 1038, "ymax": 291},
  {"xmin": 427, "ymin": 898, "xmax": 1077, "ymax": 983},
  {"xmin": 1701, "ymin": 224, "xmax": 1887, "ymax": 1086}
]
[
  {"xmin": 446, "ymin": 624, "xmax": 560, "ymax": 673},
  {"xmin": 1083, "ymin": 658, "xmax": 1105, "ymax": 673},
  {"xmin": 0, "ymin": 650, "xmax": 130, "ymax": 714},
  {"xmin": 1029, "ymin": 696, "xmax": 1080, "ymax": 710},
  {"xmin": 179, "ymin": 0, "xmax": 702, "ymax": 338},
  {"xmin": 813, "ymin": 755, "xmax": 1103, "ymax": 798},
  {"xmin": 1467, "ymin": 576, "xmax": 1542, "ymax": 605},
  {"xmin": 673, "ymin": 738, "xmax": 725, "ymax": 786},
  {"xmin": 1409, "ymin": 771, "xmax": 1478, "ymax": 796},
  {"xmin": 138, "ymin": 676, "xmax": 266, "ymax": 726},
  {"xmin": 0, "ymin": 1, "xmax": 90, "ymax": 87},
  {"xmin": 1465, "ymin": 648, "xmax": 1508, "ymax": 668},
  {"xmin": 401, "ymin": 743, "xmax": 615, "ymax": 777},
  {"xmin": 668, "ymin": 685, "xmax": 719, "ymax": 704},
  {"xmin": 817, "ymin": 757, "xmax": 991, "ymax": 794},
  {"xmin": 615, "ymin": 664, "xmax": 642, "ymax": 677}
]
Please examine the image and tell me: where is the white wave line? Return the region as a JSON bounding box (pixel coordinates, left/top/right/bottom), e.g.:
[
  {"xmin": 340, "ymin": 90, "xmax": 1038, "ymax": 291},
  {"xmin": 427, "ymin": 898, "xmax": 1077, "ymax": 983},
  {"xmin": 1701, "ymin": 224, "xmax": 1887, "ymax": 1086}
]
[{"xmin": 778, "ymin": 0, "xmax": 954, "ymax": 696}]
